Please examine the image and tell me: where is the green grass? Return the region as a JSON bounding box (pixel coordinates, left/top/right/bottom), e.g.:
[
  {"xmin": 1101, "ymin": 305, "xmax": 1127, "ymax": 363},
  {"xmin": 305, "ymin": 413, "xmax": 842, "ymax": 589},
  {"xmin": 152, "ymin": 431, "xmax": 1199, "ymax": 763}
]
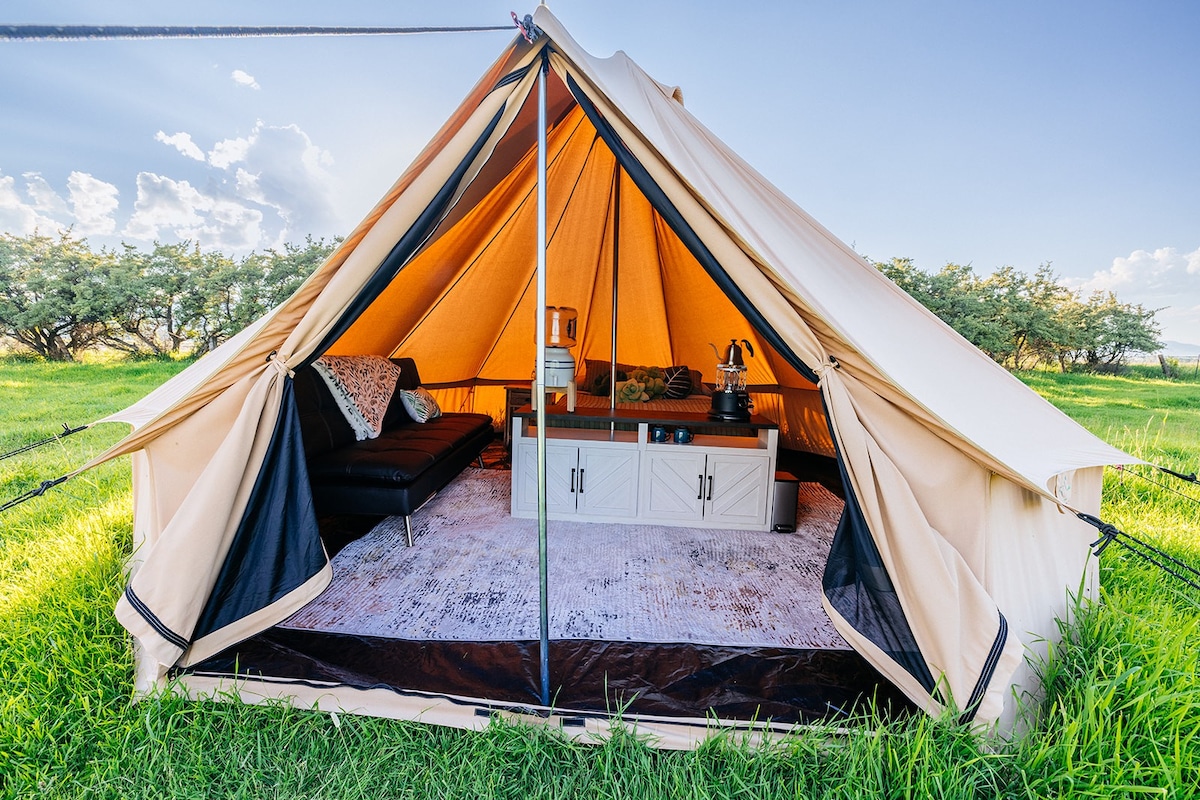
[{"xmin": 2, "ymin": 358, "xmax": 1199, "ymax": 798}]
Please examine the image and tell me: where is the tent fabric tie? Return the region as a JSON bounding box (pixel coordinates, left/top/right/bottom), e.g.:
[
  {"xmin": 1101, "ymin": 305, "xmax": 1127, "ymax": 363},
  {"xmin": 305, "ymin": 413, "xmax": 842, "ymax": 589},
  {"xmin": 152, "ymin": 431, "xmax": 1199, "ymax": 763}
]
[
  {"xmin": 812, "ymin": 356, "xmax": 841, "ymax": 383},
  {"xmin": 1077, "ymin": 512, "xmax": 1200, "ymax": 593},
  {"xmin": 0, "ymin": 422, "xmax": 89, "ymax": 462},
  {"xmin": 0, "ymin": 474, "xmax": 72, "ymax": 514},
  {"xmin": 266, "ymin": 350, "xmax": 295, "ymax": 379}
]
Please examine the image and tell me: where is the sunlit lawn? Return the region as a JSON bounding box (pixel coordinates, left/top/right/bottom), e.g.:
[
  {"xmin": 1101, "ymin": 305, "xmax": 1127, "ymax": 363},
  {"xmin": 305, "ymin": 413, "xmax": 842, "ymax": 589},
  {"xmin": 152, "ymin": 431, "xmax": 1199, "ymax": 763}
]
[{"xmin": 1, "ymin": 358, "xmax": 1197, "ymax": 798}]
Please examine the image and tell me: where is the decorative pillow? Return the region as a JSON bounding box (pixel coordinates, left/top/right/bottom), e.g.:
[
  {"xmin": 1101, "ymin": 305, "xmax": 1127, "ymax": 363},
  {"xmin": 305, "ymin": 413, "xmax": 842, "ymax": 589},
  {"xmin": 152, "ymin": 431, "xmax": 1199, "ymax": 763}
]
[
  {"xmin": 398, "ymin": 387, "xmax": 442, "ymax": 423},
  {"xmin": 582, "ymin": 358, "xmax": 635, "ymax": 396},
  {"xmin": 689, "ymin": 368, "xmax": 711, "ymax": 396},
  {"xmin": 311, "ymin": 355, "xmax": 402, "ymax": 440},
  {"xmin": 615, "ymin": 378, "xmax": 649, "ymax": 403},
  {"xmin": 663, "ymin": 365, "xmax": 692, "ymax": 399},
  {"xmin": 629, "ymin": 367, "xmax": 667, "ymax": 400}
]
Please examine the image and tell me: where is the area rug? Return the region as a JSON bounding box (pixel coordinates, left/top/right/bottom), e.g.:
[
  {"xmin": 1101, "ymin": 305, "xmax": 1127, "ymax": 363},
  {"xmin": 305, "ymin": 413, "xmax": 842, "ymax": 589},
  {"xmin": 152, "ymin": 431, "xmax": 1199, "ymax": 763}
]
[{"xmin": 282, "ymin": 468, "xmax": 850, "ymax": 650}]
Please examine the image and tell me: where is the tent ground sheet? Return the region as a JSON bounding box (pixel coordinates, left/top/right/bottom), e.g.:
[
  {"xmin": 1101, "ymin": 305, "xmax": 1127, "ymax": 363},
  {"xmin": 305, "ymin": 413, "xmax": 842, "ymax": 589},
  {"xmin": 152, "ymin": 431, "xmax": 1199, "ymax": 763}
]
[
  {"xmin": 280, "ymin": 467, "xmax": 850, "ymax": 650},
  {"xmin": 188, "ymin": 468, "xmax": 914, "ymax": 722}
]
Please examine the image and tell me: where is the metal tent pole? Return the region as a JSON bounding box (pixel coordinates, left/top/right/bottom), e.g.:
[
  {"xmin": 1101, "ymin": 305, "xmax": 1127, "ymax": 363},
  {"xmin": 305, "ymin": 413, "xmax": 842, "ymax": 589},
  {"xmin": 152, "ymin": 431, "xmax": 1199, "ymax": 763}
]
[
  {"xmin": 534, "ymin": 52, "xmax": 551, "ymax": 709},
  {"xmin": 609, "ymin": 164, "xmax": 621, "ymax": 422}
]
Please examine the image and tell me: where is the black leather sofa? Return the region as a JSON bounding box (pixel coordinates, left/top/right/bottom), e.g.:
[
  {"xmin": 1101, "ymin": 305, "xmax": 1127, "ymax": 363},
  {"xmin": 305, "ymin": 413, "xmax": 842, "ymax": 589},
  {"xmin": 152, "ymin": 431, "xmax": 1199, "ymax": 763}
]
[{"xmin": 293, "ymin": 357, "xmax": 495, "ymax": 546}]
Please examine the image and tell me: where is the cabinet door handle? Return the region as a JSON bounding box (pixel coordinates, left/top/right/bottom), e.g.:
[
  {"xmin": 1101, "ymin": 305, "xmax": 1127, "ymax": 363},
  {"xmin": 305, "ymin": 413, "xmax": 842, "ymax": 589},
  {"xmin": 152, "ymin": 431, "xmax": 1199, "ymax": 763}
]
[
  {"xmin": 706, "ymin": 475, "xmax": 714, "ymax": 501},
  {"xmin": 570, "ymin": 467, "xmax": 576, "ymax": 493},
  {"xmin": 579, "ymin": 468, "xmax": 585, "ymax": 493},
  {"xmin": 697, "ymin": 474, "xmax": 704, "ymax": 500}
]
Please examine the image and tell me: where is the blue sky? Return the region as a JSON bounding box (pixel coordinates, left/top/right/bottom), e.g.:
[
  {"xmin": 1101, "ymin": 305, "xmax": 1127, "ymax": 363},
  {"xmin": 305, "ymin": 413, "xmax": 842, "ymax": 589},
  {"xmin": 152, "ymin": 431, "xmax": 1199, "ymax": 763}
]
[{"xmin": 2, "ymin": 1, "xmax": 1198, "ymax": 344}]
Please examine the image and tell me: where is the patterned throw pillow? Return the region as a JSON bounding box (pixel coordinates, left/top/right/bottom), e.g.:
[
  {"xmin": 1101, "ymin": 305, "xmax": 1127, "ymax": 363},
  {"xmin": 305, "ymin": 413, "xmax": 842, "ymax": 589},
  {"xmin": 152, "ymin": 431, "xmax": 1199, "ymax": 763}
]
[
  {"xmin": 663, "ymin": 365, "xmax": 693, "ymax": 399},
  {"xmin": 398, "ymin": 387, "xmax": 442, "ymax": 423}
]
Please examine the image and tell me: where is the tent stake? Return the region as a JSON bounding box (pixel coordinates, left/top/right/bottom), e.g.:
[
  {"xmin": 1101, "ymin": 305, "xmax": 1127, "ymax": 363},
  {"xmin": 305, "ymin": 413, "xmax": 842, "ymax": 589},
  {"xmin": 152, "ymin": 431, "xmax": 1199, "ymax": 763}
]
[{"xmin": 534, "ymin": 51, "xmax": 552, "ymax": 708}]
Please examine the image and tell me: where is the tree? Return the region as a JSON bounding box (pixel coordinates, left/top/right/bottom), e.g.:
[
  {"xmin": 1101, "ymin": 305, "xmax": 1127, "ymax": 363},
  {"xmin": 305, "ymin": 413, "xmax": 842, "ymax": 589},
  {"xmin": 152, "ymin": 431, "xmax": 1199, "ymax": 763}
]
[
  {"xmin": 1077, "ymin": 291, "xmax": 1161, "ymax": 369},
  {"xmin": 0, "ymin": 231, "xmax": 122, "ymax": 361},
  {"xmin": 875, "ymin": 257, "xmax": 1161, "ymax": 373},
  {"xmin": 106, "ymin": 242, "xmax": 207, "ymax": 356},
  {"xmin": 241, "ymin": 235, "xmax": 339, "ymax": 311}
]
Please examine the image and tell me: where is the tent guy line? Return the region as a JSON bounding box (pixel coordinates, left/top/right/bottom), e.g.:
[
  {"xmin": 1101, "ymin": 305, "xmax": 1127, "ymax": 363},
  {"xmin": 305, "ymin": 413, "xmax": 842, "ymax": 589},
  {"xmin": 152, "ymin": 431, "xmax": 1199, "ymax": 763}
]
[{"xmin": 0, "ymin": 24, "xmax": 515, "ymax": 41}]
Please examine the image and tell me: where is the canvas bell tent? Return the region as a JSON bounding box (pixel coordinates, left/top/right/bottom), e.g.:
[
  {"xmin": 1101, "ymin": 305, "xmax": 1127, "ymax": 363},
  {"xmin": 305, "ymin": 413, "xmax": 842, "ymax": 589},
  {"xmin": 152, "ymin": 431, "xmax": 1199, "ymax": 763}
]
[{"xmin": 78, "ymin": 7, "xmax": 1135, "ymax": 747}]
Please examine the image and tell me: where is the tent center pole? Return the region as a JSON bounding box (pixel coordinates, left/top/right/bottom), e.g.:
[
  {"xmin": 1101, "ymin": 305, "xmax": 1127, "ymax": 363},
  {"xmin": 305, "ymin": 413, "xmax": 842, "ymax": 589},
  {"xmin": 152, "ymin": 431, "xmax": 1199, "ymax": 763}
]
[
  {"xmin": 534, "ymin": 52, "xmax": 551, "ymax": 709},
  {"xmin": 609, "ymin": 163, "xmax": 621, "ymax": 433}
]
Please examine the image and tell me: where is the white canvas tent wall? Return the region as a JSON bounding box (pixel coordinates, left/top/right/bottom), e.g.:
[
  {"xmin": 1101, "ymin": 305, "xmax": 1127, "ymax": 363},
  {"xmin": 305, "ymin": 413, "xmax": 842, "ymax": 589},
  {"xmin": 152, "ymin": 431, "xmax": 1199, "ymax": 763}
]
[{"xmin": 84, "ymin": 7, "xmax": 1134, "ymax": 745}]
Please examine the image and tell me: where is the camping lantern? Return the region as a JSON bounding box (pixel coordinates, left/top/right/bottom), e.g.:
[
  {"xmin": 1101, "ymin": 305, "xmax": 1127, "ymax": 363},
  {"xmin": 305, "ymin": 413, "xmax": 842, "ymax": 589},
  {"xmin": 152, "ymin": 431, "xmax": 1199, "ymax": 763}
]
[{"xmin": 708, "ymin": 339, "xmax": 754, "ymax": 421}]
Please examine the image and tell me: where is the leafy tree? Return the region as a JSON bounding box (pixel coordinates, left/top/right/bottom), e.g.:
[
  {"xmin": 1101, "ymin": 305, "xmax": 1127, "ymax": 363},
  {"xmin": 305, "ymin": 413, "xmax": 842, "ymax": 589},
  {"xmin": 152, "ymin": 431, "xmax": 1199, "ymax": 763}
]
[
  {"xmin": 241, "ymin": 235, "xmax": 339, "ymax": 311},
  {"xmin": 1076, "ymin": 291, "xmax": 1161, "ymax": 369},
  {"xmin": 0, "ymin": 232, "xmax": 123, "ymax": 361},
  {"xmin": 105, "ymin": 242, "xmax": 207, "ymax": 355},
  {"xmin": 876, "ymin": 257, "xmax": 1161, "ymax": 372},
  {"xmin": 977, "ymin": 265, "xmax": 1075, "ymax": 369}
]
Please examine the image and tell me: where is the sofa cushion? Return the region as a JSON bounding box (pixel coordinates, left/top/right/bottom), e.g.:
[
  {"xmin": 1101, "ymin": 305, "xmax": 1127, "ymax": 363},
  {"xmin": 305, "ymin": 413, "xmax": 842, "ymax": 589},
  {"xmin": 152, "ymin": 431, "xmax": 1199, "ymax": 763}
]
[{"xmin": 306, "ymin": 413, "xmax": 493, "ymax": 484}]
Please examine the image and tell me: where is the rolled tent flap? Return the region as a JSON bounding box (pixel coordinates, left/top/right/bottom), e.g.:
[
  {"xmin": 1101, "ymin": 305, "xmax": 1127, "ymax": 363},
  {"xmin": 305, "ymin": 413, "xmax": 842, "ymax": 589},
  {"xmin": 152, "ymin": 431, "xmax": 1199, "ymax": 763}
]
[
  {"xmin": 819, "ymin": 366, "xmax": 1023, "ymax": 724},
  {"xmin": 114, "ymin": 363, "xmax": 317, "ymax": 667},
  {"xmin": 186, "ymin": 379, "xmax": 326, "ymax": 665}
]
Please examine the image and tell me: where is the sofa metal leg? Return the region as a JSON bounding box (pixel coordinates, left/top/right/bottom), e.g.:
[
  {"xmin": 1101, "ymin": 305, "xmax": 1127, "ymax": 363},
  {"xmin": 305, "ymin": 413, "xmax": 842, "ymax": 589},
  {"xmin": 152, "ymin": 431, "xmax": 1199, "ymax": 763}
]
[
  {"xmin": 404, "ymin": 515, "xmax": 414, "ymax": 547},
  {"xmin": 477, "ymin": 454, "xmax": 485, "ymax": 468}
]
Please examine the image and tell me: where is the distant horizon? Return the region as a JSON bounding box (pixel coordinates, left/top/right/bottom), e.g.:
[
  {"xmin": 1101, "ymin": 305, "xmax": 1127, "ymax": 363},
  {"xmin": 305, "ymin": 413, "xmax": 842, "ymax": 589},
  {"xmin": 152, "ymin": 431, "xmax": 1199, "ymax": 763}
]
[{"xmin": 2, "ymin": 1, "xmax": 1197, "ymax": 342}]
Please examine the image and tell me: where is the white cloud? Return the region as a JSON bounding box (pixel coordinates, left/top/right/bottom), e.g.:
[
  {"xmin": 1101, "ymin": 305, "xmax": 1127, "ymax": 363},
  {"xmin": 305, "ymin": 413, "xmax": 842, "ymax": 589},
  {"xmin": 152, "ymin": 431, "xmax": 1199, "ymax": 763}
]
[
  {"xmin": 225, "ymin": 122, "xmax": 335, "ymax": 234},
  {"xmin": 22, "ymin": 173, "xmax": 70, "ymax": 217},
  {"xmin": 231, "ymin": 69, "xmax": 260, "ymax": 90},
  {"xmin": 123, "ymin": 119, "xmax": 336, "ymax": 254},
  {"xmin": 209, "ymin": 135, "xmax": 252, "ymax": 169},
  {"xmin": 2, "ymin": 118, "xmax": 335, "ymax": 255},
  {"xmin": 1077, "ymin": 247, "xmax": 1200, "ymax": 297},
  {"xmin": 124, "ymin": 172, "xmax": 263, "ymax": 252},
  {"xmin": 67, "ymin": 171, "xmax": 119, "ymax": 235},
  {"xmin": 0, "ymin": 173, "xmax": 48, "ymax": 234},
  {"xmin": 1075, "ymin": 246, "xmax": 1200, "ymax": 345},
  {"xmin": 155, "ymin": 131, "xmax": 206, "ymax": 162},
  {"xmin": 0, "ymin": 170, "xmax": 117, "ymax": 236}
]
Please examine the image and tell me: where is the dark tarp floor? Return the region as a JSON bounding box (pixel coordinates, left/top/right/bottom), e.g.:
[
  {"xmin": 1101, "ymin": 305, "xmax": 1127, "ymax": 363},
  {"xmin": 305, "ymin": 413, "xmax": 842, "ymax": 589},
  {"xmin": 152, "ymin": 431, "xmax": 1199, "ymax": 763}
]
[{"xmin": 182, "ymin": 447, "xmax": 915, "ymax": 724}]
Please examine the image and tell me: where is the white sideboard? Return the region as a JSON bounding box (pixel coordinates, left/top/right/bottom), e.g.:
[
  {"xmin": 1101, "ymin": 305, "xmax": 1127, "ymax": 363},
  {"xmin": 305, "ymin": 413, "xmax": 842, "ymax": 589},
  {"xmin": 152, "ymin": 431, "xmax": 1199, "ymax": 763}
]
[{"xmin": 510, "ymin": 405, "xmax": 779, "ymax": 531}]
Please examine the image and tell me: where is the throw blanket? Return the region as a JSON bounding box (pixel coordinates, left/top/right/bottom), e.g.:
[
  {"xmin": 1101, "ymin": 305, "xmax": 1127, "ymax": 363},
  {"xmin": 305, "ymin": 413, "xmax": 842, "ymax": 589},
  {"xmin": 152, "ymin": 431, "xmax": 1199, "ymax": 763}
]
[{"xmin": 311, "ymin": 355, "xmax": 401, "ymax": 440}]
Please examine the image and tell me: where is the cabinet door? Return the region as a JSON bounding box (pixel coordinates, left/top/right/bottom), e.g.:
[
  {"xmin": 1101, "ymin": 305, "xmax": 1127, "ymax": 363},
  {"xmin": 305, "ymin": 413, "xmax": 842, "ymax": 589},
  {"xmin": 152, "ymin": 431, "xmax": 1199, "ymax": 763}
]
[
  {"xmin": 514, "ymin": 441, "xmax": 578, "ymax": 515},
  {"xmin": 639, "ymin": 450, "xmax": 707, "ymax": 522},
  {"xmin": 576, "ymin": 446, "xmax": 639, "ymax": 516},
  {"xmin": 705, "ymin": 453, "xmax": 772, "ymax": 527}
]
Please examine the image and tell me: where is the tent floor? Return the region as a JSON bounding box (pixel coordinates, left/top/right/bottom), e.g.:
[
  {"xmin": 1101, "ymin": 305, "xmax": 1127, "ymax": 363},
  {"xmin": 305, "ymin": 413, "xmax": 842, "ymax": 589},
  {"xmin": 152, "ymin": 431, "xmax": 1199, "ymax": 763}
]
[{"xmin": 184, "ymin": 448, "xmax": 914, "ymax": 724}]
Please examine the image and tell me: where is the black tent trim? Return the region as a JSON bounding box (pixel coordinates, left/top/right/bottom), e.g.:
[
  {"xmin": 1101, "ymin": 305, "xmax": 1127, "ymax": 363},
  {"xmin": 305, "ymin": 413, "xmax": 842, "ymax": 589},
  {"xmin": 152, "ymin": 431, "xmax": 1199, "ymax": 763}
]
[
  {"xmin": 493, "ymin": 63, "xmax": 533, "ymax": 91},
  {"xmin": 123, "ymin": 586, "xmax": 189, "ymax": 651},
  {"xmin": 820, "ymin": 402, "xmax": 938, "ymax": 696},
  {"xmin": 959, "ymin": 613, "xmax": 1008, "ymax": 724}
]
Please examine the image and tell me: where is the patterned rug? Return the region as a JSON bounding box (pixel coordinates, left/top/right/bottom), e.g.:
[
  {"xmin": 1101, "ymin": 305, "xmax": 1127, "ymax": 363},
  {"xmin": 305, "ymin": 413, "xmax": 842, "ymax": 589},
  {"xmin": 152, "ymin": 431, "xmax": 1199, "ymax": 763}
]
[{"xmin": 283, "ymin": 468, "xmax": 850, "ymax": 650}]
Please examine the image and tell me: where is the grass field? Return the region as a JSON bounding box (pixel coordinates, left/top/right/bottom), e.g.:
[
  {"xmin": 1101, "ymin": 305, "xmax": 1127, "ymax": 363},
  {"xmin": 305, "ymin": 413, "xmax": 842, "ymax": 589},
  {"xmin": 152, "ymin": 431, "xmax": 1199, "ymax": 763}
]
[{"xmin": 1, "ymin": 358, "xmax": 1198, "ymax": 798}]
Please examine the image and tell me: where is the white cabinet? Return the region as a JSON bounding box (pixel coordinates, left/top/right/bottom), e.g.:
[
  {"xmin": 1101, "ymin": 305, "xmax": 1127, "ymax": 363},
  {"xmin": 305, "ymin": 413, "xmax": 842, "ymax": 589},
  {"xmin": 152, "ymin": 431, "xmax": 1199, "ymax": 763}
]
[
  {"xmin": 510, "ymin": 410, "xmax": 777, "ymax": 531},
  {"xmin": 640, "ymin": 449, "xmax": 772, "ymax": 528},
  {"xmin": 512, "ymin": 439, "xmax": 639, "ymax": 520}
]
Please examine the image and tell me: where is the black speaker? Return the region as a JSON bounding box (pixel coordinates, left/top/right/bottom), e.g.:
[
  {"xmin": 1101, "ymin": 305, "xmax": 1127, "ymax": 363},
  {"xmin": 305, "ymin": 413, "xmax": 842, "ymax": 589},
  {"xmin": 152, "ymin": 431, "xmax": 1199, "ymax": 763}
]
[{"xmin": 771, "ymin": 472, "xmax": 799, "ymax": 533}]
